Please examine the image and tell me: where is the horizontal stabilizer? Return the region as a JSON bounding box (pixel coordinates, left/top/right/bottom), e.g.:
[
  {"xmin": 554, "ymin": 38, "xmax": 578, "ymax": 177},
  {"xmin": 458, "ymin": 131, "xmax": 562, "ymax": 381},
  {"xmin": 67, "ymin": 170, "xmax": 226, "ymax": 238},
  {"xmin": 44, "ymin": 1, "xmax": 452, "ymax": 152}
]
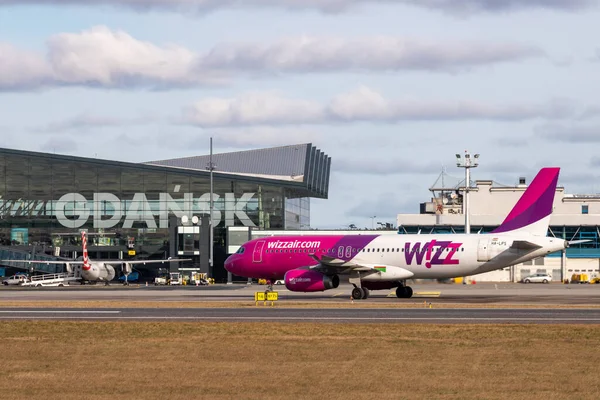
[
  {"xmin": 568, "ymin": 240, "xmax": 592, "ymax": 246},
  {"xmin": 510, "ymin": 240, "xmax": 542, "ymax": 251}
]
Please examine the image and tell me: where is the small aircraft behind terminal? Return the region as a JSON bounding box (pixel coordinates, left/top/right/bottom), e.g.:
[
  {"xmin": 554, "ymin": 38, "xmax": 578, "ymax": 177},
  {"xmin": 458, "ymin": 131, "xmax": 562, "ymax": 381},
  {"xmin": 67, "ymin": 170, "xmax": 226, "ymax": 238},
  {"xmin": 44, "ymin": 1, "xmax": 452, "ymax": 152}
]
[
  {"xmin": 2, "ymin": 231, "xmax": 191, "ymax": 285},
  {"xmin": 225, "ymin": 167, "xmax": 579, "ymax": 300}
]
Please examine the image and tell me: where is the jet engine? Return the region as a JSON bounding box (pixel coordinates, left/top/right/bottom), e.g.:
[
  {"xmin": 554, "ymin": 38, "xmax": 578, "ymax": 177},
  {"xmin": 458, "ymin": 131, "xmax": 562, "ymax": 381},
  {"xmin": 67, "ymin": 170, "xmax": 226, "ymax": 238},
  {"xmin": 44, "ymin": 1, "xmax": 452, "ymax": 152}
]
[{"xmin": 284, "ymin": 269, "xmax": 339, "ymax": 292}]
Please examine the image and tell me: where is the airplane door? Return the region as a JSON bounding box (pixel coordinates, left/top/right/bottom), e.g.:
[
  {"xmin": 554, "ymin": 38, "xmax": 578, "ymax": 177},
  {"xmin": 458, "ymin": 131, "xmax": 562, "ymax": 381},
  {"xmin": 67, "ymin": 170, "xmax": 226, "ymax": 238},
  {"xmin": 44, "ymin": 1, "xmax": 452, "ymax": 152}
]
[
  {"xmin": 253, "ymin": 241, "xmax": 265, "ymax": 263},
  {"xmin": 477, "ymin": 239, "xmax": 490, "ymax": 262}
]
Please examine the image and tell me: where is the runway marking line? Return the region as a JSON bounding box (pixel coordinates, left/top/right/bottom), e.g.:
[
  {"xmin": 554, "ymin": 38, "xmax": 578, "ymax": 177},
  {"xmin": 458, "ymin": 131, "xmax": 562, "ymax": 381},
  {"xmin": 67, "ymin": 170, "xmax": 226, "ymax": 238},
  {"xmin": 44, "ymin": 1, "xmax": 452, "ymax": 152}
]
[
  {"xmin": 413, "ymin": 292, "xmax": 441, "ymax": 298},
  {"xmin": 0, "ymin": 310, "xmax": 121, "ymax": 314}
]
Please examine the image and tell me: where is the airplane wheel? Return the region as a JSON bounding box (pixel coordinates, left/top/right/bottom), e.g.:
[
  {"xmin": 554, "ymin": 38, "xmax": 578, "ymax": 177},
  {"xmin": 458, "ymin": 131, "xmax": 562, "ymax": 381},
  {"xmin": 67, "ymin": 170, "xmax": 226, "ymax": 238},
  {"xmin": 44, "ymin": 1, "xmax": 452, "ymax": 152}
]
[
  {"xmin": 362, "ymin": 288, "xmax": 370, "ymax": 299},
  {"xmin": 351, "ymin": 287, "xmax": 364, "ymax": 300},
  {"xmin": 396, "ymin": 286, "xmax": 413, "ymax": 298},
  {"xmin": 396, "ymin": 286, "xmax": 407, "ymax": 298}
]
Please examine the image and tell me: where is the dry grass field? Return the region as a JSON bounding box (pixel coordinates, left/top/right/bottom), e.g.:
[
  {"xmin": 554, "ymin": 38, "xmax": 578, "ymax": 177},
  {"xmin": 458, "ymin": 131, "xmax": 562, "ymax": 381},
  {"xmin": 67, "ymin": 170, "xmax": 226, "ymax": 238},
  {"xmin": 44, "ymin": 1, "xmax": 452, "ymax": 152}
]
[{"xmin": 1, "ymin": 321, "xmax": 599, "ymax": 400}]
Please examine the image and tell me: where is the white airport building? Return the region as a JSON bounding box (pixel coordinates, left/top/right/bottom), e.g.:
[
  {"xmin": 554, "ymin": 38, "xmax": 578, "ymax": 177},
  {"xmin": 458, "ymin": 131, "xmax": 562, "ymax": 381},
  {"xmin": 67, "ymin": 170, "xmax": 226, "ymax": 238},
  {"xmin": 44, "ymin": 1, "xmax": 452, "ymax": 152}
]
[{"xmin": 397, "ymin": 171, "xmax": 600, "ymax": 283}]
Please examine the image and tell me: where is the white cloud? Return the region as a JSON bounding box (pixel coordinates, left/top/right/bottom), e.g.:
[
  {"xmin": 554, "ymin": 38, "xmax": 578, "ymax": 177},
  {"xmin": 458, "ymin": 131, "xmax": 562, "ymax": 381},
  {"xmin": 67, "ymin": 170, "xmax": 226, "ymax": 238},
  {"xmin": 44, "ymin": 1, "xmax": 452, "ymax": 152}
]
[
  {"xmin": 404, "ymin": 0, "xmax": 594, "ymax": 14},
  {"xmin": 0, "ymin": 0, "xmax": 592, "ymax": 13},
  {"xmin": 183, "ymin": 86, "xmax": 577, "ymax": 127},
  {"xmin": 0, "ymin": 26, "xmax": 543, "ymax": 91},
  {"xmin": 0, "ymin": 26, "xmax": 224, "ymax": 91},
  {"xmin": 0, "ymin": 43, "xmax": 51, "ymax": 90},
  {"xmin": 199, "ymin": 36, "xmax": 542, "ymax": 73},
  {"xmin": 182, "ymin": 92, "xmax": 325, "ymax": 127},
  {"xmin": 46, "ymin": 26, "xmax": 214, "ymax": 87}
]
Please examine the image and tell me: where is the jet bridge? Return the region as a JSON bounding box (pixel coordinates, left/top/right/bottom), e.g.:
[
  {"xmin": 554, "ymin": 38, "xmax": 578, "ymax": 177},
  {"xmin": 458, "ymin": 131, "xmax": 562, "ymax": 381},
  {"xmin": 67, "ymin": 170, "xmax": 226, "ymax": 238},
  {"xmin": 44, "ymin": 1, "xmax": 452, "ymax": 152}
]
[{"xmin": 0, "ymin": 246, "xmax": 64, "ymax": 273}]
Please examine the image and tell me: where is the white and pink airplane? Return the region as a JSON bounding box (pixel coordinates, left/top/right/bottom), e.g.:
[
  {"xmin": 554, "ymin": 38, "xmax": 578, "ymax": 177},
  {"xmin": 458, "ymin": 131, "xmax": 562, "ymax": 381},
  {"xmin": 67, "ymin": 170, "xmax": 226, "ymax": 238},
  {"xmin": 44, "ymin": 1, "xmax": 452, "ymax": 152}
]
[{"xmin": 225, "ymin": 167, "xmax": 574, "ymax": 300}]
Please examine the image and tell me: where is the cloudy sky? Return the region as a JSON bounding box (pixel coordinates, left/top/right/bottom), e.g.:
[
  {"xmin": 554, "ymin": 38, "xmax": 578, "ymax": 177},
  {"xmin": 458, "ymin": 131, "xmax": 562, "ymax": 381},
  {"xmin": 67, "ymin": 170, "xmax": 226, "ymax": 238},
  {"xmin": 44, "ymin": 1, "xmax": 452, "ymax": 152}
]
[{"xmin": 2, "ymin": 0, "xmax": 600, "ymax": 229}]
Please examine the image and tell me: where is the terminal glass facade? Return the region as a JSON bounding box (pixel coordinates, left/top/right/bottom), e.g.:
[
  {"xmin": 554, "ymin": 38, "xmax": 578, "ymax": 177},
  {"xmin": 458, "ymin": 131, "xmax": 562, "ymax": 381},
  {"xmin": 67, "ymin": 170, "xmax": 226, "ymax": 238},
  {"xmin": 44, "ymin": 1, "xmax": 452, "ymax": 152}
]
[{"xmin": 0, "ymin": 150, "xmax": 315, "ymax": 279}]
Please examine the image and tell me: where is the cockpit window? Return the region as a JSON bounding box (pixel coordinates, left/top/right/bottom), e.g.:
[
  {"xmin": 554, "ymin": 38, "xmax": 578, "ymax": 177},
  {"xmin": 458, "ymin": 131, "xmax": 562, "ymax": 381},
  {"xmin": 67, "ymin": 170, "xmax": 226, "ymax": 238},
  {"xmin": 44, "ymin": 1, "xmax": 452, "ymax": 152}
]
[{"xmin": 236, "ymin": 247, "xmax": 245, "ymax": 254}]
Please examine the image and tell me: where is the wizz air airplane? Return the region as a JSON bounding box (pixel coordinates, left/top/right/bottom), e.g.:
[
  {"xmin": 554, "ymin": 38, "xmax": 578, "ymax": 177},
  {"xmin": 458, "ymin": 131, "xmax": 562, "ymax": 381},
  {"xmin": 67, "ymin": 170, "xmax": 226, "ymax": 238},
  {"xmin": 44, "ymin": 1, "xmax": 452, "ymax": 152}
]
[
  {"xmin": 225, "ymin": 167, "xmax": 573, "ymax": 300},
  {"xmin": 3, "ymin": 231, "xmax": 190, "ymax": 285}
]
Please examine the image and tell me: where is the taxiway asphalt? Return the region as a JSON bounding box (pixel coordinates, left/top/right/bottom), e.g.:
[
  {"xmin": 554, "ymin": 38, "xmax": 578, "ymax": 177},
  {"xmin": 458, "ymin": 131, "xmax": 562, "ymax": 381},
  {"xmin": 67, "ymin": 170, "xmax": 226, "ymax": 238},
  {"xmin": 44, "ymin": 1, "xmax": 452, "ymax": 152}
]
[{"xmin": 1, "ymin": 282, "xmax": 600, "ymax": 305}]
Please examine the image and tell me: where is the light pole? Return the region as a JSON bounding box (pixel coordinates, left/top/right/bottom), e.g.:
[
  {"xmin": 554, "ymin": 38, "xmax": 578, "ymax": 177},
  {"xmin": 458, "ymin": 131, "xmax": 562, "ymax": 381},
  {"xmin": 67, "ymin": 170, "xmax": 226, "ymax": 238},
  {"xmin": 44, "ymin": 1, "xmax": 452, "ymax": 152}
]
[
  {"xmin": 455, "ymin": 151, "xmax": 479, "ymax": 234},
  {"xmin": 370, "ymin": 216, "xmax": 376, "ymax": 230},
  {"xmin": 206, "ymin": 137, "xmax": 215, "ymax": 280}
]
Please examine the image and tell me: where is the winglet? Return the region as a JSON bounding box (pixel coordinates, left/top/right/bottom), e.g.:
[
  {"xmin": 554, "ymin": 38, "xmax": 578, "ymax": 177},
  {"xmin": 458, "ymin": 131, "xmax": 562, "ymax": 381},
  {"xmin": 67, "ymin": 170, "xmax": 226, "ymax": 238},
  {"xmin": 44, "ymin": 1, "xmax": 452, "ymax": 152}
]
[{"xmin": 492, "ymin": 167, "xmax": 560, "ymax": 236}]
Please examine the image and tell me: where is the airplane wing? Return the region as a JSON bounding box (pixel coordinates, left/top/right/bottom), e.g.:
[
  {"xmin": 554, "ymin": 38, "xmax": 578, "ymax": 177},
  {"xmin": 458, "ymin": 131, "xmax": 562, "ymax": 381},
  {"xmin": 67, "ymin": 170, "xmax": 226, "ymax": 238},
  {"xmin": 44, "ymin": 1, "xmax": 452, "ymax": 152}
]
[
  {"xmin": 0, "ymin": 260, "xmax": 83, "ymax": 264},
  {"xmin": 307, "ymin": 254, "xmax": 413, "ymax": 278},
  {"xmin": 1, "ymin": 258, "xmax": 191, "ymax": 265},
  {"xmin": 108, "ymin": 258, "xmax": 192, "ymax": 265},
  {"xmin": 308, "ymin": 254, "xmax": 371, "ymax": 270}
]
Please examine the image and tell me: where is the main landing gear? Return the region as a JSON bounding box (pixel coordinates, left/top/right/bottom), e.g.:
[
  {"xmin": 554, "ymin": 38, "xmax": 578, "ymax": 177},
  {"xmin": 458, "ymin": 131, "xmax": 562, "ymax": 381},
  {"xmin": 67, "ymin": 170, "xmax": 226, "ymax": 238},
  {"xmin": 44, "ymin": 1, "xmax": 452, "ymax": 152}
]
[
  {"xmin": 349, "ymin": 271, "xmax": 369, "ymax": 300},
  {"xmin": 351, "ymin": 286, "xmax": 370, "ymax": 300},
  {"xmin": 396, "ymin": 284, "xmax": 413, "ymax": 299}
]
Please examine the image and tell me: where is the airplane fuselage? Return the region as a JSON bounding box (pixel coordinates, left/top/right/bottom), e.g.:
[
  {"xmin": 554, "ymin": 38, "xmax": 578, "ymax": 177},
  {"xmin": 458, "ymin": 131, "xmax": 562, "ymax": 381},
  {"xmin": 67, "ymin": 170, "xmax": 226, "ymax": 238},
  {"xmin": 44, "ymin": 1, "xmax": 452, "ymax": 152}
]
[
  {"xmin": 225, "ymin": 234, "xmax": 567, "ymax": 281},
  {"xmin": 80, "ymin": 262, "xmax": 116, "ymax": 282}
]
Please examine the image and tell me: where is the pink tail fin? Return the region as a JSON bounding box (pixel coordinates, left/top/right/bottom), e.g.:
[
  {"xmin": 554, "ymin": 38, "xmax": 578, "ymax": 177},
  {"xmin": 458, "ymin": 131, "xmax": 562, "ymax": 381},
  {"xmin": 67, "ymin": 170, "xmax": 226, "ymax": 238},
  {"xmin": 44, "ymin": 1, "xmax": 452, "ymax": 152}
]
[{"xmin": 492, "ymin": 167, "xmax": 560, "ymax": 236}]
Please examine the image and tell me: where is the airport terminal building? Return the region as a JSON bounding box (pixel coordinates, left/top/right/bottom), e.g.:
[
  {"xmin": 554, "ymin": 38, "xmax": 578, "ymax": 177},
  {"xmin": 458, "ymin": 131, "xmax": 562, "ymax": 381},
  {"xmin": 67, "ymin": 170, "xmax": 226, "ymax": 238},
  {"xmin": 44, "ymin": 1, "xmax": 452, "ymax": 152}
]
[
  {"xmin": 0, "ymin": 144, "xmax": 331, "ymax": 281},
  {"xmin": 397, "ymin": 171, "xmax": 600, "ymax": 282}
]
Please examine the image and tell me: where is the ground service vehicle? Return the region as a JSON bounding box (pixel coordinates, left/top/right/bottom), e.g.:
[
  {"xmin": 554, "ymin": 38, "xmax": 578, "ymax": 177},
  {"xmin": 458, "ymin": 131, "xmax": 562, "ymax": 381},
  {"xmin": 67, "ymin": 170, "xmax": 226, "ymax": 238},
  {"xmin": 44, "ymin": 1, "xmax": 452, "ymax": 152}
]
[{"xmin": 522, "ymin": 273, "xmax": 552, "ymax": 284}]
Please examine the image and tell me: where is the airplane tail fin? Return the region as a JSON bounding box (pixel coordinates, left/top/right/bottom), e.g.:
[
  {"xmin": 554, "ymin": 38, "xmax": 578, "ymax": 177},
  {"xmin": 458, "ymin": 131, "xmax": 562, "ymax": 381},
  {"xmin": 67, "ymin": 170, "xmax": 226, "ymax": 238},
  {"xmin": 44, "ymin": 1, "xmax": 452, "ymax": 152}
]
[
  {"xmin": 81, "ymin": 231, "xmax": 92, "ymax": 271},
  {"xmin": 491, "ymin": 167, "xmax": 560, "ymax": 236}
]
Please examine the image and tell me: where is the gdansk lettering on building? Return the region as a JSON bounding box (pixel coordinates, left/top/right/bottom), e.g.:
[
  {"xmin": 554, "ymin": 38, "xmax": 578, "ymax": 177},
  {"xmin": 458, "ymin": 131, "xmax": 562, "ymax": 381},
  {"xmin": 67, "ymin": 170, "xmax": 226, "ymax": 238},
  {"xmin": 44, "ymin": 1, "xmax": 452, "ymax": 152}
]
[{"xmin": 0, "ymin": 192, "xmax": 257, "ymax": 229}]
